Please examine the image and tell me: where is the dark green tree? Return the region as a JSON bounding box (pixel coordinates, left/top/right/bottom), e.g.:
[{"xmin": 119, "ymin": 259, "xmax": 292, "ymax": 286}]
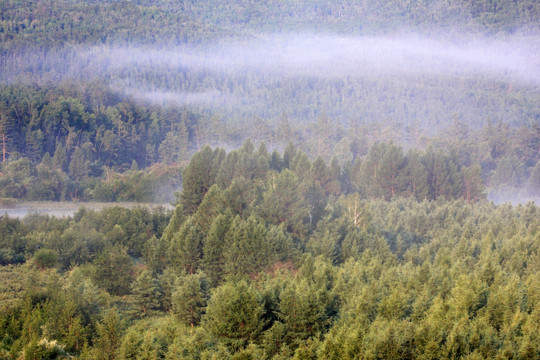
[
  {"xmin": 93, "ymin": 244, "xmax": 134, "ymax": 296},
  {"xmin": 172, "ymin": 272, "xmax": 210, "ymax": 327},
  {"xmin": 130, "ymin": 270, "xmax": 162, "ymax": 317},
  {"xmin": 204, "ymin": 280, "xmax": 264, "ymax": 351},
  {"xmin": 223, "ymin": 215, "xmax": 269, "ymax": 277},
  {"xmin": 93, "ymin": 310, "xmax": 122, "ymax": 360},
  {"xmin": 202, "ymin": 212, "xmax": 232, "ymax": 286},
  {"xmin": 180, "ymin": 146, "xmax": 224, "ymax": 215},
  {"xmin": 169, "ymin": 219, "xmax": 203, "ymax": 274}
]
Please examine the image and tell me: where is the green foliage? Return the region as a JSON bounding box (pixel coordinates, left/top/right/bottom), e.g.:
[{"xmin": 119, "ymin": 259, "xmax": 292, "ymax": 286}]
[
  {"xmin": 169, "ymin": 218, "xmax": 204, "ymax": 275},
  {"xmin": 223, "ymin": 215, "xmax": 270, "ymax": 277},
  {"xmin": 22, "ymin": 338, "xmax": 67, "ymax": 360},
  {"xmin": 202, "ymin": 212, "xmax": 232, "ymax": 286},
  {"xmin": 93, "ymin": 245, "xmax": 134, "ymax": 296},
  {"xmin": 131, "ymin": 270, "xmax": 162, "ymax": 317},
  {"xmin": 32, "ymin": 249, "xmax": 58, "ymax": 270},
  {"xmin": 204, "ymin": 280, "xmax": 265, "ymax": 351},
  {"xmin": 93, "ymin": 310, "xmax": 123, "ymax": 360},
  {"xmin": 0, "ymin": 0, "xmax": 538, "ymax": 352},
  {"xmin": 180, "ymin": 146, "xmax": 224, "ymax": 215},
  {"xmin": 172, "ymin": 272, "xmax": 210, "ymax": 327}
]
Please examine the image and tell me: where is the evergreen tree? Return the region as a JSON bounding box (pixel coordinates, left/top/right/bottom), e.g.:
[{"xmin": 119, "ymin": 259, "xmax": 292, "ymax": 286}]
[
  {"xmin": 258, "ymin": 169, "xmax": 309, "ymax": 238},
  {"xmin": 93, "ymin": 244, "xmax": 134, "ymax": 296},
  {"xmin": 193, "ymin": 184, "xmax": 226, "ymax": 233},
  {"xmin": 180, "ymin": 146, "xmax": 224, "ymax": 215},
  {"xmin": 131, "ymin": 270, "xmax": 162, "ymax": 317},
  {"xmin": 403, "ymin": 150, "xmax": 429, "ymax": 200},
  {"xmin": 169, "ymin": 219, "xmax": 203, "ymax": 274},
  {"xmin": 52, "ymin": 143, "xmax": 67, "ymax": 171},
  {"xmin": 161, "ymin": 204, "xmax": 186, "ymax": 245},
  {"xmin": 117, "ymin": 328, "xmax": 142, "ymax": 360},
  {"xmin": 202, "ymin": 212, "xmax": 232, "ymax": 286},
  {"xmin": 69, "ymin": 147, "xmax": 89, "ymax": 182},
  {"xmin": 172, "ymin": 272, "xmax": 209, "ymax": 327},
  {"xmin": 93, "ymin": 310, "xmax": 122, "ymax": 360},
  {"xmin": 143, "ymin": 235, "xmax": 169, "ymax": 275},
  {"xmin": 204, "ymin": 280, "xmax": 264, "ymax": 351},
  {"xmin": 462, "ymin": 165, "xmax": 485, "ymax": 201},
  {"xmin": 223, "ymin": 215, "xmax": 269, "ymax": 277}
]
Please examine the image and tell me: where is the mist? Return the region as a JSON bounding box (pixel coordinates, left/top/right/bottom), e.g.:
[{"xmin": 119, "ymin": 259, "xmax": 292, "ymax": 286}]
[
  {"xmin": 4, "ymin": 32, "xmax": 540, "ymax": 84},
  {"xmin": 1, "ymin": 32, "xmax": 539, "ymax": 129},
  {"xmin": 105, "ymin": 33, "xmax": 540, "ymax": 84}
]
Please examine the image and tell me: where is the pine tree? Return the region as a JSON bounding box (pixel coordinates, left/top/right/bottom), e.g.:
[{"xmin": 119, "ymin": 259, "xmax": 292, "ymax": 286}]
[
  {"xmin": 223, "ymin": 215, "xmax": 269, "ymax": 277},
  {"xmin": 204, "ymin": 280, "xmax": 264, "ymax": 351},
  {"xmin": 52, "ymin": 143, "xmax": 67, "ymax": 171},
  {"xmin": 172, "ymin": 272, "xmax": 209, "ymax": 327},
  {"xmin": 161, "ymin": 204, "xmax": 186, "ymax": 245},
  {"xmin": 117, "ymin": 329, "xmax": 142, "ymax": 360},
  {"xmin": 462, "ymin": 165, "xmax": 485, "ymax": 202},
  {"xmin": 404, "ymin": 150, "xmax": 429, "ymax": 200},
  {"xmin": 93, "ymin": 310, "xmax": 122, "ymax": 360},
  {"xmin": 258, "ymin": 169, "xmax": 309, "ymax": 238},
  {"xmin": 69, "ymin": 147, "xmax": 89, "ymax": 182},
  {"xmin": 202, "ymin": 213, "xmax": 232, "ymax": 286},
  {"xmin": 193, "ymin": 184, "xmax": 226, "ymax": 233},
  {"xmin": 93, "ymin": 244, "xmax": 134, "ymax": 296},
  {"xmin": 180, "ymin": 146, "xmax": 223, "ymax": 215},
  {"xmin": 169, "ymin": 219, "xmax": 203, "ymax": 274},
  {"xmin": 131, "ymin": 270, "xmax": 162, "ymax": 317},
  {"xmin": 143, "ymin": 235, "xmax": 169, "ymax": 275}
]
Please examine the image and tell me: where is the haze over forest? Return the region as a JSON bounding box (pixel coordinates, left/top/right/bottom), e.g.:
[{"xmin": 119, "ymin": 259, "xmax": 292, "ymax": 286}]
[{"xmin": 1, "ymin": 0, "xmax": 538, "ymax": 204}]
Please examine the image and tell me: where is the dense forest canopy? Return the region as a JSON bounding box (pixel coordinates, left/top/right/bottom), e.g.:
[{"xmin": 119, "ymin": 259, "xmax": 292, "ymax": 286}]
[
  {"xmin": 0, "ymin": 1, "xmax": 539, "ymax": 358},
  {"xmin": 0, "ymin": 144, "xmax": 538, "ymax": 359}
]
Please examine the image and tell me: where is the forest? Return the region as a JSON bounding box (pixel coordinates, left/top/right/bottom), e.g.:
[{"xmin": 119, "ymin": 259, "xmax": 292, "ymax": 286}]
[
  {"xmin": 0, "ymin": 143, "xmax": 538, "ymax": 359},
  {"xmin": 0, "ymin": 0, "xmax": 539, "ymax": 359},
  {"xmin": 1, "ymin": 0, "xmax": 539, "ymax": 204}
]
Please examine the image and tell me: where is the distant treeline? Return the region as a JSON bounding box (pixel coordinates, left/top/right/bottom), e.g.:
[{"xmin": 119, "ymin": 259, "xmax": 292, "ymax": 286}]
[
  {"xmin": 1, "ymin": 0, "xmax": 538, "ymax": 52},
  {"xmin": 1, "ymin": 81, "xmax": 539, "ymax": 202}
]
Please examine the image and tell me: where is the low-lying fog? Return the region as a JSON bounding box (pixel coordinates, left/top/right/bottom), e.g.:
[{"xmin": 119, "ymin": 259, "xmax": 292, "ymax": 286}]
[
  {"xmin": 105, "ymin": 34, "xmax": 540, "ymax": 83},
  {"xmin": 0, "ymin": 202, "xmax": 173, "ymax": 219},
  {"xmin": 3, "ymin": 33, "xmax": 539, "ymax": 104},
  {"xmin": 3, "ymin": 32, "xmax": 538, "ymax": 129}
]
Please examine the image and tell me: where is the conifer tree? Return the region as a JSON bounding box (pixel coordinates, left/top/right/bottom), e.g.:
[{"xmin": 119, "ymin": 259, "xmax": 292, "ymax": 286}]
[
  {"xmin": 143, "ymin": 235, "xmax": 169, "ymax": 275},
  {"xmin": 131, "ymin": 270, "xmax": 162, "ymax": 317},
  {"xmin": 204, "ymin": 280, "xmax": 264, "ymax": 351},
  {"xmin": 169, "ymin": 219, "xmax": 203, "ymax": 274},
  {"xmin": 93, "ymin": 310, "xmax": 122, "ymax": 360},
  {"xmin": 193, "ymin": 184, "xmax": 226, "ymax": 233},
  {"xmin": 202, "ymin": 213, "xmax": 232, "ymax": 286},
  {"xmin": 223, "ymin": 215, "xmax": 269, "ymax": 277},
  {"xmin": 180, "ymin": 146, "xmax": 223, "ymax": 215},
  {"xmin": 93, "ymin": 244, "xmax": 134, "ymax": 296},
  {"xmin": 161, "ymin": 204, "xmax": 186, "ymax": 245},
  {"xmin": 69, "ymin": 147, "xmax": 89, "ymax": 182},
  {"xmin": 52, "ymin": 143, "xmax": 67, "ymax": 171},
  {"xmin": 172, "ymin": 272, "xmax": 209, "ymax": 327}
]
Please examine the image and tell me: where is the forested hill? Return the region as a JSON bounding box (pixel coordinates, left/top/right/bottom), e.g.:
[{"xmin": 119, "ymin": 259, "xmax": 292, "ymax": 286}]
[
  {"xmin": 1, "ymin": 0, "xmax": 539, "ymax": 50},
  {"xmin": 1, "ymin": 0, "xmax": 539, "ymax": 204}
]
